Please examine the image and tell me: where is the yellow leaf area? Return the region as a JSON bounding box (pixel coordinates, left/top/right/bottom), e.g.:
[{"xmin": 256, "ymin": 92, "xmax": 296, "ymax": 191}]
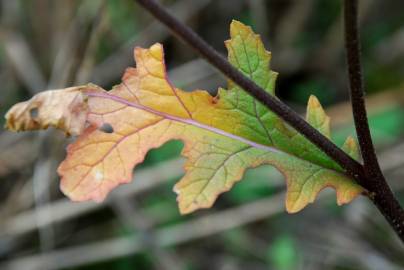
[{"xmin": 5, "ymin": 21, "xmax": 364, "ymax": 214}]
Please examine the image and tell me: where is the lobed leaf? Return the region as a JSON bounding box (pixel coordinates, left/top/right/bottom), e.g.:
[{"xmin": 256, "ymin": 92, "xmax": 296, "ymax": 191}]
[{"xmin": 5, "ymin": 21, "xmax": 364, "ymax": 214}]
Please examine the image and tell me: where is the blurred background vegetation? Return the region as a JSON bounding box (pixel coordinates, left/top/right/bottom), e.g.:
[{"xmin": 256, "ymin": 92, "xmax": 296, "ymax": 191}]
[{"xmin": 0, "ymin": 0, "xmax": 403, "ymax": 269}]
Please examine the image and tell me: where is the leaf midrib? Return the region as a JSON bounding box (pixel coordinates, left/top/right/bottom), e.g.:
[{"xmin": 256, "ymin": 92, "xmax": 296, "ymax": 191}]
[{"xmin": 87, "ymin": 92, "xmax": 344, "ymax": 174}]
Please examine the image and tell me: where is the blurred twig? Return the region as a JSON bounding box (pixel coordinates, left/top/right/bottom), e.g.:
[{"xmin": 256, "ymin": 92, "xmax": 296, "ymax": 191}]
[
  {"xmin": 75, "ymin": 3, "xmax": 108, "ymax": 84},
  {"xmin": 90, "ymin": 0, "xmax": 212, "ymax": 85},
  {"xmin": 272, "ymin": 0, "xmax": 314, "ymax": 74},
  {"xmin": 112, "ymin": 198, "xmax": 185, "ymax": 270},
  {"xmin": 48, "ymin": 1, "xmax": 105, "ymax": 88},
  {"xmin": 248, "ymin": 0, "xmax": 269, "ymax": 43},
  {"xmin": 311, "ymin": 0, "xmax": 374, "ymax": 71},
  {"xmin": 375, "ymin": 27, "xmax": 404, "ymax": 64},
  {"xmin": 31, "ymin": 133, "xmax": 60, "ymax": 252},
  {"xmin": 0, "ymin": 193, "xmax": 285, "ymax": 270},
  {"xmin": 0, "ymin": 0, "xmax": 46, "ymax": 93}
]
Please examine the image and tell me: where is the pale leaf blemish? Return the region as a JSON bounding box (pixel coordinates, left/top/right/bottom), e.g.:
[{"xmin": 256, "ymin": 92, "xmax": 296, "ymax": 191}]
[{"xmin": 95, "ymin": 170, "xmax": 104, "ymax": 182}]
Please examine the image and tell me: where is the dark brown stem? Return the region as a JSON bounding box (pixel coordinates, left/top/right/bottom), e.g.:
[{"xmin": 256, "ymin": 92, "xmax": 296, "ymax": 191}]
[
  {"xmin": 344, "ymin": 0, "xmax": 380, "ymax": 174},
  {"xmin": 344, "ymin": 0, "xmax": 404, "ymax": 241},
  {"xmin": 134, "ymin": 0, "xmax": 404, "ymax": 242},
  {"xmin": 134, "ymin": 0, "xmax": 364, "ymax": 181}
]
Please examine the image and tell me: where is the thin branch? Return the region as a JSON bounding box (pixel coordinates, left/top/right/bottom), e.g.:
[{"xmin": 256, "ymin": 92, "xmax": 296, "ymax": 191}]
[
  {"xmin": 134, "ymin": 0, "xmax": 365, "ymax": 183},
  {"xmin": 343, "ymin": 0, "xmax": 404, "ymax": 243},
  {"xmin": 344, "ymin": 0, "xmax": 380, "ymax": 174}
]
